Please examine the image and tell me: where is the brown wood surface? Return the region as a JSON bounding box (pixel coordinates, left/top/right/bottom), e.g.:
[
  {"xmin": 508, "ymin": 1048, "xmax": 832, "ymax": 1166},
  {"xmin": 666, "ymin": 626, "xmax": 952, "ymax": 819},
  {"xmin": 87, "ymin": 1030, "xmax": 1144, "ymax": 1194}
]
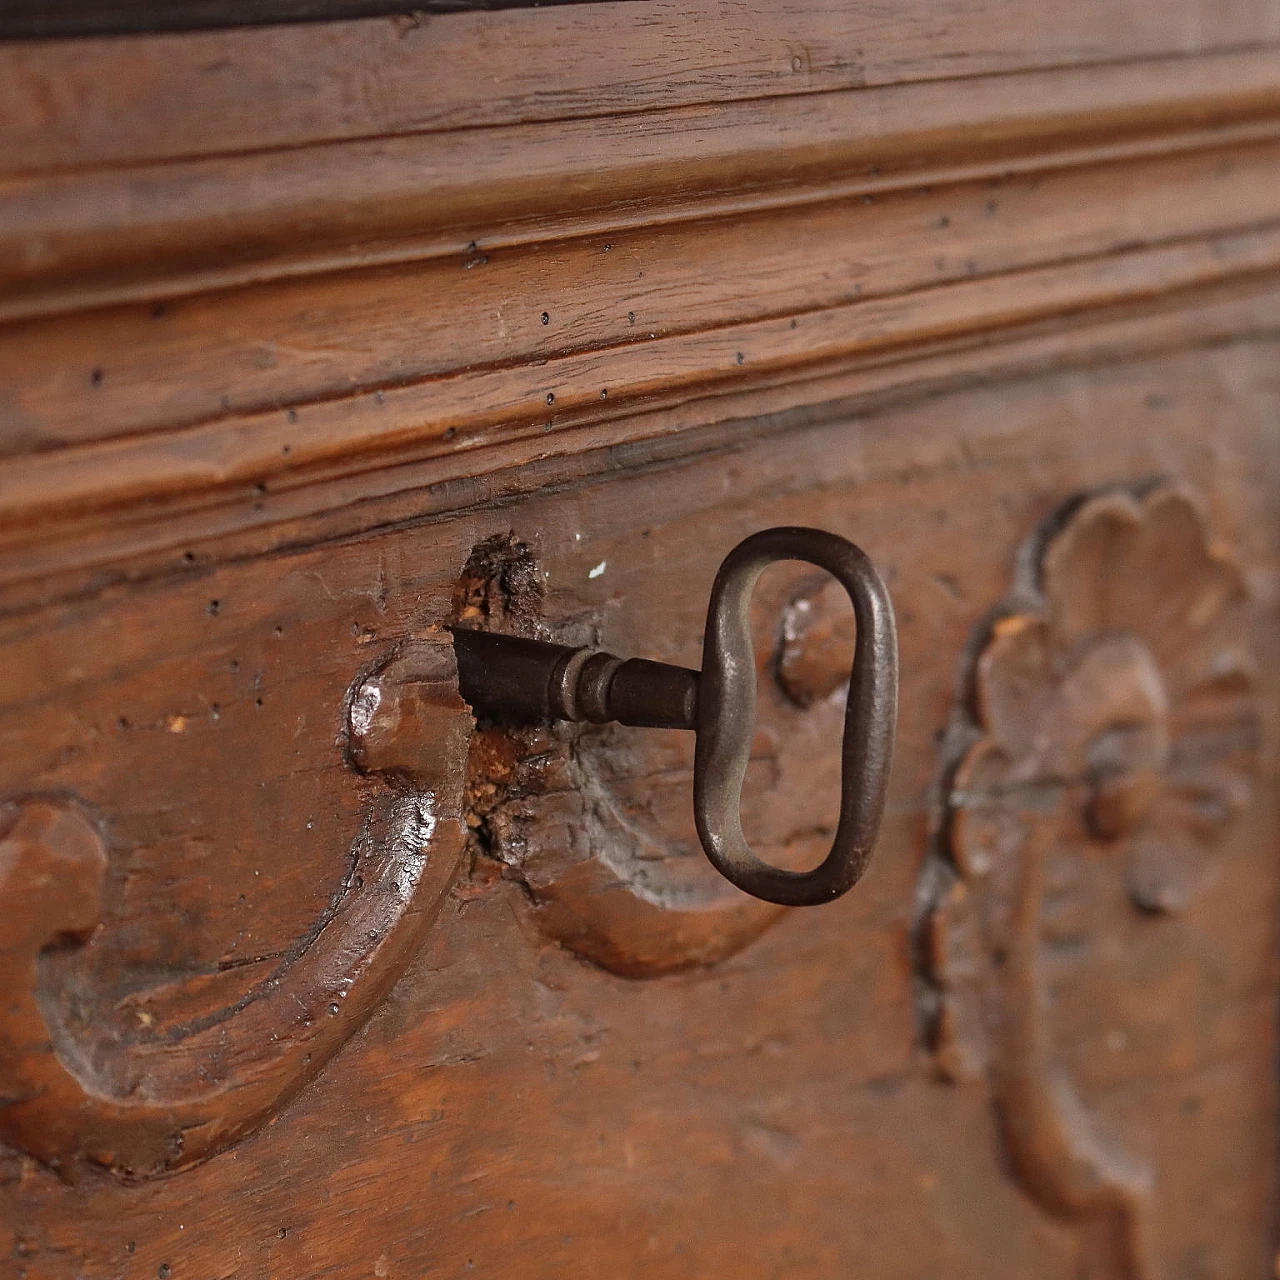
[
  {"xmin": 2, "ymin": 2, "xmax": 1280, "ymax": 1276},
  {"xmin": 1, "ymin": 341, "xmax": 1278, "ymax": 1277},
  {"xmin": 5, "ymin": 49, "xmax": 1280, "ymax": 321},
  {"xmin": 8, "ymin": 0, "xmax": 1280, "ymax": 175}
]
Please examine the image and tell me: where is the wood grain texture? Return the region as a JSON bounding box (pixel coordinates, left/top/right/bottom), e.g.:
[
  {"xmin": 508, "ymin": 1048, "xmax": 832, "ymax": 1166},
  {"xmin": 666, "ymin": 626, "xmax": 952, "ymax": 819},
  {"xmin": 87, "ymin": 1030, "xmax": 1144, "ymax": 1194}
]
[
  {"xmin": 6, "ymin": 48, "xmax": 1280, "ymax": 317},
  {"xmin": 3, "ymin": 5, "xmax": 1280, "ymax": 1273},
  {"xmin": 10, "ymin": 125, "xmax": 1280, "ymax": 453},
  {"xmin": 1, "ymin": 7, "xmax": 1279, "ymax": 607},
  {"xmin": 4, "ymin": 93, "xmax": 1280, "ymax": 594},
  {"xmin": 1, "ymin": 339, "xmax": 1276, "ymax": 1277},
  {"xmin": 5, "ymin": 0, "xmax": 1280, "ymax": 175},
  {"xmin": 3, "ymin": 225, "xmax": 1280, "ymax": 574},
  {"xmin": 1, "ymin": 275, "xmax": 1278, "ymax": 618}
]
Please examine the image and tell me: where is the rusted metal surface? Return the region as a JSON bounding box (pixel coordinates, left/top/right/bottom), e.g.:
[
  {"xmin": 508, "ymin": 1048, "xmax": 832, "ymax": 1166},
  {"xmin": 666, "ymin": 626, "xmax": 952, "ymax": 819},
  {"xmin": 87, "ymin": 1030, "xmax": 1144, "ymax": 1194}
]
[
  {"xmin": 453, "ymin": 526, "xmax": 898, "ymax": 907},
  {"xmin": 452, "ymin": 631, "xmax": 699, "ymax": 730}
]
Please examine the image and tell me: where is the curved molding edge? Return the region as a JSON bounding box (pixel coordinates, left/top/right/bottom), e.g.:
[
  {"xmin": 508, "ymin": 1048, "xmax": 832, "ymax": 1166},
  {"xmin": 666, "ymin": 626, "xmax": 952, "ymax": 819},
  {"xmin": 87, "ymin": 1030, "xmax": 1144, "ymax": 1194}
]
[{"xmin": 0, "ymin": 633, "xmax": 470, "ymax": 1180}]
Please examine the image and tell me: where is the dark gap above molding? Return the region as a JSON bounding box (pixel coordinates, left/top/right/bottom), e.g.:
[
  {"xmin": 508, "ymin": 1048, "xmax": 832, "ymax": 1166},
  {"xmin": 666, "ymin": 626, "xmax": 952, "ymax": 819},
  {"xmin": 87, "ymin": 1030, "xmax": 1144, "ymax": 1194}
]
[{"xmin": 0, "ymin": 0, "xmax": 640, "ymax": 40}]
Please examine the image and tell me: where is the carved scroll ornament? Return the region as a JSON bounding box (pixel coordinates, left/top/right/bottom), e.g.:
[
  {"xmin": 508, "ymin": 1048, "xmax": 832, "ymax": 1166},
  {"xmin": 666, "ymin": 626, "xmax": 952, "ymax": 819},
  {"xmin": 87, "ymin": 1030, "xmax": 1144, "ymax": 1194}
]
[
  {"xmin": 0, "ymin": 635, "xmax": 470, "ymax": 1180},
  {"xmin": 922, "ymin": 485, "xmax": 1258, "ymax": 1278}
]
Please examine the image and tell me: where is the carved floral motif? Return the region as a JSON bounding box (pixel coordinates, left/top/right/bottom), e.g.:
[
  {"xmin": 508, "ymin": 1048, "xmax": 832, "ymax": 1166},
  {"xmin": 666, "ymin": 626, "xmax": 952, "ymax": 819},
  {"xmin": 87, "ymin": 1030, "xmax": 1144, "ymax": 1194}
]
[{"xmin": 924, "ymin": 485, "xmax": 1257, "ymax": 1278}]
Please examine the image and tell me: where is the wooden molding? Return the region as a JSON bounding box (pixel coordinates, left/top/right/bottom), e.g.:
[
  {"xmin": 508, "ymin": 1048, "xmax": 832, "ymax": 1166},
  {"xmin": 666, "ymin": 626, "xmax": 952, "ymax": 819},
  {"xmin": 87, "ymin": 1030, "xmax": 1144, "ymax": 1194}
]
[
  {"xmin": 3, "ymin": 223, "xmax": 1280, "ymax": 548},
  {"xmin": 6, "ymin": 2, "xmax": 1279, "ymax": 174},
  {"xmin": 2, "ymin": 7, "xmax": 1280, "ymax": 600},
  {"xmin": 5, "ymin": 49, "xmax": 1280, "ymax": 320}
]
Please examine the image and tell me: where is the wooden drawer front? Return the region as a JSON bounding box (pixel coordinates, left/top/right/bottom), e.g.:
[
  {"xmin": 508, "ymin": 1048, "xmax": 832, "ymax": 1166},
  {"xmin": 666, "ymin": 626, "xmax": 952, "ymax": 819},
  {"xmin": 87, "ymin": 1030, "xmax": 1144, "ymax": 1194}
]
[
  {"xmin": 5, "ymin": 2, "xmax": 1280, "ymax": 1275},
  {"xmin": 3, "ymin": 337, "xmax": 1277, "ymax": 1278}
]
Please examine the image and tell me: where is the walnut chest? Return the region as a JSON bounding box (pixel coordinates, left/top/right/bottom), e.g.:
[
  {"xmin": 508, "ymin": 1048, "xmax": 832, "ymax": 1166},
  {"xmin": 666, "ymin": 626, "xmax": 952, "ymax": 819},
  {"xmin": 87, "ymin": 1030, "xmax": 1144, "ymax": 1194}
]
[{"xmin": 1, "ymin": 2, "xmax": 1278, "ymax": 1276}]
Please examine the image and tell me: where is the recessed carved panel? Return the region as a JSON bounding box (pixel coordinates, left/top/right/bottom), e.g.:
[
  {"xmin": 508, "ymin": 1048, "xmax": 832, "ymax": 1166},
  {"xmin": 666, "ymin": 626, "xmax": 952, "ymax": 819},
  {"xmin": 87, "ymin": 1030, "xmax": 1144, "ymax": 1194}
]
[{"xmin": 919, "ymin": 484, "xmax": 1259, "ymax": 1277}]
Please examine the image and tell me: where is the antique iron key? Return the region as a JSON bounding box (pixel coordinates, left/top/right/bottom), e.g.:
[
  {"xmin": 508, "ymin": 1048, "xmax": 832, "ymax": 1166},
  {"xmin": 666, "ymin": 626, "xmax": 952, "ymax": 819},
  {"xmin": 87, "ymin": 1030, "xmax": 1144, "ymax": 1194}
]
[{"xmin": 453, "ymin": 527, "xmax": 897, "ymax": 907}]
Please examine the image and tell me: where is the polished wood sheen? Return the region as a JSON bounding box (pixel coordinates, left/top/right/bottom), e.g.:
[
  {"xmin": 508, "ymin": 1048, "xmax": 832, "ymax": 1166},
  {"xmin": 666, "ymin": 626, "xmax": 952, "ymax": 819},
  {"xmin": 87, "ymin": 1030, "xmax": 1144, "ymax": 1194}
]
[{"xmin": 1, "ymin": 3, "xmax": 1278, "ymax": 1277}]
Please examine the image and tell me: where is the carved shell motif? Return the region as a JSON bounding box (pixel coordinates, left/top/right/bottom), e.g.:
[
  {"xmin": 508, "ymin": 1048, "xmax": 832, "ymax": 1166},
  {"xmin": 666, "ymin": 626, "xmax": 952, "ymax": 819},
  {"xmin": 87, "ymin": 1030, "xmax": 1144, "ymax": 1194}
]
[{"xmin": 924, "ymin": 485, "xmax": 1258, "ymax": 1278}]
